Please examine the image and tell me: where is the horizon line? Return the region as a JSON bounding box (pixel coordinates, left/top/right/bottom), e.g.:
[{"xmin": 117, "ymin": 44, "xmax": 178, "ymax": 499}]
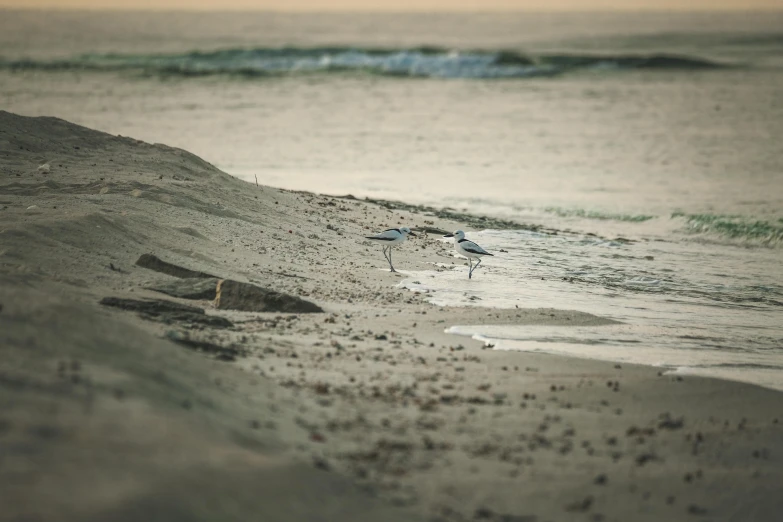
[{"xmin": 2, "ymin": 6, "xmax": 783, "ymax": 13}]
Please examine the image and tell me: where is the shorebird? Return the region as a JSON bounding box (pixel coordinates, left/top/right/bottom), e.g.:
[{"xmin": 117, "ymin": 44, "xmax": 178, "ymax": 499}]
[
  {"xmin": 444, "ymin": 230, "xmax": 493, "ymax": 279},
  {"xmin": 366, "ymin": 227, "xmax": 417, "ymax": 273}
]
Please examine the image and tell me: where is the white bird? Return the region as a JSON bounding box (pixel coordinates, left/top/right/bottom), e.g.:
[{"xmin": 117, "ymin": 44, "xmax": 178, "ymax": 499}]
[
  {"xmin": 443, "ymin": 230, "xmax": 493, "ymax": 279},
  {"xmin": 365, "ymin": 227, "xmax": 417, "ymax": 273}
]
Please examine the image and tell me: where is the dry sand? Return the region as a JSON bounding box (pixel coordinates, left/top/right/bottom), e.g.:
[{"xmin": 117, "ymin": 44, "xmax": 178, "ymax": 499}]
[{"xmin": 1, "ymin": 110, "xmax": 781, "ymax": 522}]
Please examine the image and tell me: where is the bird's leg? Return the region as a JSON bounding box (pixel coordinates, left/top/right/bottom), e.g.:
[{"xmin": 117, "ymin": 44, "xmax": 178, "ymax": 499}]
[
  {"xmin": 468, "ymin": 258, "xmax": 473, "ymax": 279},
  {"xmin": 382, "ymin": 246, "xmax": 391, "ymax": 264},
  {"xmin": 474, "ymin": 258, "xmax": 482, "ymax": 273},
  {"xmin": 389, "ymin": 246, "xmax": 396, "ymax": 273}
]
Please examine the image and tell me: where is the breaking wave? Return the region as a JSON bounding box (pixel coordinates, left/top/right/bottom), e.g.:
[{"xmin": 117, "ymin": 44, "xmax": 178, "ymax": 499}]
[
  {"xmin": 536, "ymin": 208, "xmax": 782, "ymax": 246},
  {"xmin": 0, "ymin": 46, "xmax": 730, "ymax": 79},
  {"xmin": 672, "ymin": 212, "xmax": 783, "ymax": 246}
]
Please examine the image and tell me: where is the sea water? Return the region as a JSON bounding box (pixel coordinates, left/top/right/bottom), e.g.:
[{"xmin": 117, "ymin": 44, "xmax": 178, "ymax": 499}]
[
  {"xmin": 399, "ymin": 229, "xmax": 783, "ymax": 390},
  {"xmin": 1, "ymin": 10, "xmax": 781, "ymax": 389}
]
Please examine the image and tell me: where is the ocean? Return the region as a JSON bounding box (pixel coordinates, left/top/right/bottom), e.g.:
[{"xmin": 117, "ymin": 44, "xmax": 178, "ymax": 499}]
[{"xmin": 1, "ymin": 9, "xmax": 782, "ymax": 389}]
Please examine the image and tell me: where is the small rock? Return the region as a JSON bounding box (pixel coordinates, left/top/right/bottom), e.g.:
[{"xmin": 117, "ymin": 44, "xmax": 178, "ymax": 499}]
[
  {"xmin": 566, "ymin": 496, "xmax": 594, "ymax": 512},
  {"xmin": 474, "ymin": 507, "xmax": 494, "ymax": 519},
  {"xmin": 37, "ymin": 163, "xmax": 50, "ymax": 173},
  {"xmin": 635, "ymin": 452, "xmax": 658, "ymax": 466},
  {"xmin": 313, "ymin": 457, "xmax": 330, "ymax": 471},
  {"xmin": 658, "ymin": 415, "xmax": 685, "ymax": 430}
]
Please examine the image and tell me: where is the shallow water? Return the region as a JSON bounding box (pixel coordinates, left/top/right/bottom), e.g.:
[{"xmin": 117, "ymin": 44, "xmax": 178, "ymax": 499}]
[
  {"xmin": 2, "ymin": 10, "xmax": 782, "ymax": 389},
  {"xmin": 398, "ymin": 230, "xmax": 783, "ymax": 390}
]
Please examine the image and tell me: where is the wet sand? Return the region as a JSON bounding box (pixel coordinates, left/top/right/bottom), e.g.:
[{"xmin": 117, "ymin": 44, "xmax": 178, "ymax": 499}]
[{"xmin": 1, "ymin": 110, "xmax": 781, "ymax": 522}]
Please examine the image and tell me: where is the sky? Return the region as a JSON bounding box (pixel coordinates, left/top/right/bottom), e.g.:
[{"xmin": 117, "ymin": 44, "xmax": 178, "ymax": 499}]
[{"xmin": 3, "ymin": 0, "xmax": 783, "ymax": 10}]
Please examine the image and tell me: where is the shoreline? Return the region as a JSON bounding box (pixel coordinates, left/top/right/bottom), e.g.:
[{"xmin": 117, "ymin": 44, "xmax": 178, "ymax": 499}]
[
  {"xmin": 2, "ymin": 110, "xmax": 782, "ymax": 521},
  {"xmin": 445, "ymin": 326, "xmax": 783, "ymax": 394}
]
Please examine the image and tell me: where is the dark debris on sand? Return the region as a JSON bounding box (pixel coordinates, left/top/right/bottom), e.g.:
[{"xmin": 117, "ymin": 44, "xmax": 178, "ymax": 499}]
[
  {"xmin": 164, "ymin": 331, "xmax": 246, "ymax": 361},
  {"xmin": 147, "ymin": 278, "xmax": 221, "ymax": 300},
  {"xmin": 215, "ymin": 279, "xmax": 323, "ymax": 314},
  {"xmin": 99, "ymin": 297, "xmax": 233, "ymax": 328},
  {"xmin": 135, "ymin": 253, "xmax": 218, "ymax": 279}
]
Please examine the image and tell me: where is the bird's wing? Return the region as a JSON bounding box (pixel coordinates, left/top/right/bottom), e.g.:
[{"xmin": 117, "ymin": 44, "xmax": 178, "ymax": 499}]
[
  {"xmin": 461, "ymin": 240, "xmax": 492, "ymax": 255},
  {"xmin": 366, "ymin": 229, "xmax": 401, "ymax": 241}
]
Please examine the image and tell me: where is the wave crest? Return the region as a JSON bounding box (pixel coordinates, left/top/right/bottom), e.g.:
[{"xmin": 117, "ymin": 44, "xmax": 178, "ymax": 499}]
[
  {"xmin": 0, "ymin": 47, "xmax": 729, "ymax": 79},
  {"xmin": 672, "ymin": 212, "xmax": 783, "ymax": 245}
]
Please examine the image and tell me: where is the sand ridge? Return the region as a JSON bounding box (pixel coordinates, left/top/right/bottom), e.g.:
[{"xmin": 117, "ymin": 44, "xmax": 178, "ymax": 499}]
[{"xmin": 1, "ymin": 111, "xmax": 782, "ymax": 522}]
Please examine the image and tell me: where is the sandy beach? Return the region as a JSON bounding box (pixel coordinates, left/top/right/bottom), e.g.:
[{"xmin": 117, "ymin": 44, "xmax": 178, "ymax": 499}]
[{"xmin": 1, "ymin": 110, "xmax": 782, "ymax": 521}]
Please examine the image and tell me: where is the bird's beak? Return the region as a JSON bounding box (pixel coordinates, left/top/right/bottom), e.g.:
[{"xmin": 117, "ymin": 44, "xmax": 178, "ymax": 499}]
[
  {"xmin": 408, "ymin": 232, "xmax": 417, "ymax": 237},
  {"xmin": 443, "ymin": 233, "xmax": 454, "ymax": 238}
]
